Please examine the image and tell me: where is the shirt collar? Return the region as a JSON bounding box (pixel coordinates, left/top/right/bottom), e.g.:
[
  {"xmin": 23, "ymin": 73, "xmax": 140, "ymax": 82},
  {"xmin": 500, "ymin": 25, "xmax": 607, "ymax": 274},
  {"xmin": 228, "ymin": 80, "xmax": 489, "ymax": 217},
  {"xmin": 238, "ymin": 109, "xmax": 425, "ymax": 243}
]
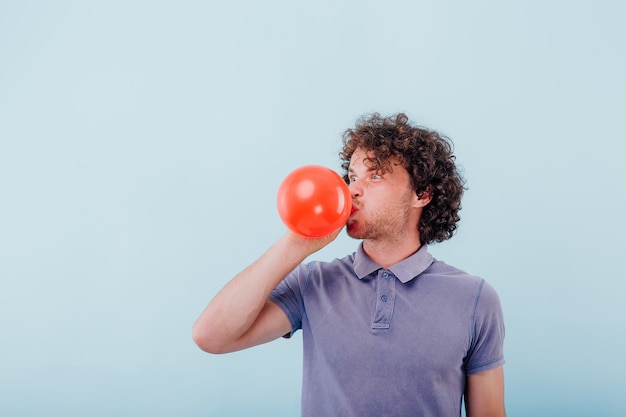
[{"xmin": 353, "ymin": 243, "xmax": 434, "ymax": 284}]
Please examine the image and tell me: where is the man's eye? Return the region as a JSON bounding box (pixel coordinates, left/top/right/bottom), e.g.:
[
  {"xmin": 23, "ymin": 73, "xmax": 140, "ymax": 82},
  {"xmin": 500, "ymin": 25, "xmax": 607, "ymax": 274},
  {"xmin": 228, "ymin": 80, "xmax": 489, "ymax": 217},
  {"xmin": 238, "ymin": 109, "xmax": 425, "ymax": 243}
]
[
  {"xmin": 372, "ymin": 174, "xmax": 382, "ymax": 180},
  {"xmin": 350, "ymin": 176, "xmax": 358, "ymax": 182}
]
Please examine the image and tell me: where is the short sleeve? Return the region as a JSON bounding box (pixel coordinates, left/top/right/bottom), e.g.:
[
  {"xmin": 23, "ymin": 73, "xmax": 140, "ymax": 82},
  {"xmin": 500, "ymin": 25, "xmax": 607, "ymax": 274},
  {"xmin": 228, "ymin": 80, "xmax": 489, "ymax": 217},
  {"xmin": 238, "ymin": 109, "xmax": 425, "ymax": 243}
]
[
  {"xmin": 464, "ymin": 280, "xmax": 506, "ymax": 375},
  {"xmin": 269, "ymin": 263, "xmax": 308, "ymax": 337}
]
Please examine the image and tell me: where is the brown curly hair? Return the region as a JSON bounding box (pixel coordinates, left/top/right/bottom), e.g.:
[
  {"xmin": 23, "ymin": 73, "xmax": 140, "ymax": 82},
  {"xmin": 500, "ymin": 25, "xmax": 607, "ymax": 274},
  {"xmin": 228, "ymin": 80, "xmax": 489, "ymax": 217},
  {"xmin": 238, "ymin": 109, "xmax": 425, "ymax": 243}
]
[{"xmin": 340, "ymin": 113, "xmax": 466, "ymax": 245}]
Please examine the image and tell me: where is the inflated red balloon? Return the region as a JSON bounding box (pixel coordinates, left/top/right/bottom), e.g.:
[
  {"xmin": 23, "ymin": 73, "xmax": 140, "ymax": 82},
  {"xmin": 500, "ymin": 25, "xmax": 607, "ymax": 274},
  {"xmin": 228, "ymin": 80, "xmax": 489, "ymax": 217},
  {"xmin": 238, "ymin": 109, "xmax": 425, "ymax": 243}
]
[{"xmin": 277, "ymin": 165, "xmax": 351, "ymax": 237}]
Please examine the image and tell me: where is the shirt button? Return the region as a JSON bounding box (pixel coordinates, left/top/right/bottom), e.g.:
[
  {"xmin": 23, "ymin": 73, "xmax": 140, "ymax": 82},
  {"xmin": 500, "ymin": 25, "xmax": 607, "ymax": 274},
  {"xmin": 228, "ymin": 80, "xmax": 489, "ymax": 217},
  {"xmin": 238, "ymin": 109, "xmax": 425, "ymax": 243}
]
[
  {"xmin": 382, "ymin": 272, "xmax": 389, "ymax": 279},
  {"xmin": 381, "ymin": 295, "xmax": 388, "ymax": 302}
]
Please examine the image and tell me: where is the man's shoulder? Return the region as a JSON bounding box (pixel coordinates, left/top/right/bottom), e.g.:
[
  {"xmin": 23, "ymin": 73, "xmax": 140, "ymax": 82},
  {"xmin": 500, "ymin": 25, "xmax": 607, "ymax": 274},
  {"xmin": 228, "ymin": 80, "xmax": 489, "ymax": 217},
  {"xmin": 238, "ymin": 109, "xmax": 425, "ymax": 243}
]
[
  {"xmin": 308, "ymin": 252, "xmax": 357, "ymax": 271},
  {"xmin": 421, "ymin": 259, "xmax": 486, "ymax": 291},
  {"xmin": 427, "ymin": 258, "xmax": 480, "ymax": 279},
  {"xmin": 285, "ymin": 253, "xmax": 358, "ymax": 288},
  {"xmin": 424, "ymin": 259, "xmax": 502, "ymax": 305}
]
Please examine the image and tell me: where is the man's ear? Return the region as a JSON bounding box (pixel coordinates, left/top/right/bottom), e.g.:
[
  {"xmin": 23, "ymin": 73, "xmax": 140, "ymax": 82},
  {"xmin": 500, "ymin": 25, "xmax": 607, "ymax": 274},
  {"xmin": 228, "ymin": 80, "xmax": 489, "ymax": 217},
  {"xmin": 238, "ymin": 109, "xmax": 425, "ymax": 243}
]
[{"xmin": 414, "ymin": 186, "xmax": 433, "ymax": 208}]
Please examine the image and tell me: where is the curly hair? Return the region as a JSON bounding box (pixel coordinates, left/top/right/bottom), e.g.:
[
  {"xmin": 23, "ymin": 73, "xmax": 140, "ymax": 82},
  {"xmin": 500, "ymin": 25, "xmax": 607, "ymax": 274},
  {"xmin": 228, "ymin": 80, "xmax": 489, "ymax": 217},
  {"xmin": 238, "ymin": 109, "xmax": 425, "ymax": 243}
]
[{"xmin": 340, "ymin": 113, "xmax": 466, "ymax": 245}]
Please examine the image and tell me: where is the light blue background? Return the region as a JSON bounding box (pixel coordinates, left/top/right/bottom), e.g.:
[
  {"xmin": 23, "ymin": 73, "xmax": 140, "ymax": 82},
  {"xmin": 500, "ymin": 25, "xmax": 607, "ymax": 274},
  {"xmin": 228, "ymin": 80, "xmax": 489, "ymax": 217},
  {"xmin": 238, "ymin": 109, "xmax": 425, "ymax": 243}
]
[{"xmin": 1, "ymin": 1, "xmax": 625, "ymax": 416}]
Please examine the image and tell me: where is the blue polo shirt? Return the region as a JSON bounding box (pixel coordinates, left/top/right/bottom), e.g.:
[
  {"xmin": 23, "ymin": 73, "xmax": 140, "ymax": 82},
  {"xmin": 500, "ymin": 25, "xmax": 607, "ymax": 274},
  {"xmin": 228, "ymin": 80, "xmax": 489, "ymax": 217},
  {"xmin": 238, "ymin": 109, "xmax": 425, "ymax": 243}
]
[{"xmin": 270, "ymin": 244, "xmax": 505, "ymax": 417}]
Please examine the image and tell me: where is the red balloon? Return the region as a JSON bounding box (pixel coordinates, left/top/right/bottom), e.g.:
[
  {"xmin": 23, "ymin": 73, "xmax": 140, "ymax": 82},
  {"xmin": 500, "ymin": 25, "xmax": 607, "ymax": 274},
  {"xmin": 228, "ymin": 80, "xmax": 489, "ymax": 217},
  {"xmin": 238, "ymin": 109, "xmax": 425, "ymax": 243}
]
[{"xmin": 277, "ymin": 165, "xmax": 351, "ymax": 237}]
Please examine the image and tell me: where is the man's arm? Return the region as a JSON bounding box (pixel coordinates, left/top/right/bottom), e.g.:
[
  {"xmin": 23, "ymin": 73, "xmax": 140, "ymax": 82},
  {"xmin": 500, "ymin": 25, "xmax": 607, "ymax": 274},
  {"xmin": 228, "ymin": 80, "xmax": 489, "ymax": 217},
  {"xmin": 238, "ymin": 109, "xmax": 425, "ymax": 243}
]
[
  {"xmin": 465, "ymin": 366, "xmax": 506, "ymax": 417},
  {"xmin": 192, "ymin": 230, "xmax": 340, "ymax": 354}
]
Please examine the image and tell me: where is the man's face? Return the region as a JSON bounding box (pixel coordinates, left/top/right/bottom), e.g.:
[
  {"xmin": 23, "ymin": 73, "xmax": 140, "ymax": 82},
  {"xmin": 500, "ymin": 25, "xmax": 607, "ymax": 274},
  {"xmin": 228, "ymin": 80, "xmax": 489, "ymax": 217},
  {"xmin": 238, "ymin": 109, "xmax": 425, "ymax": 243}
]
[{"xmin": 345, "ymin": 148, "xmax": 420, "ymax": 241}]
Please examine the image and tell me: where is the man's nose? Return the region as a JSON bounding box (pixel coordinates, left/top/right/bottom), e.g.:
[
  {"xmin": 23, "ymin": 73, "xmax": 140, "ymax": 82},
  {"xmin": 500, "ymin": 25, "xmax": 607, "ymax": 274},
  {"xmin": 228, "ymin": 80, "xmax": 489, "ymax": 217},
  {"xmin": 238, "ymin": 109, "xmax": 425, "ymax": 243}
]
[{"xmin": 349, "ymin": 181, "xmax": 362, "ymax": 198}]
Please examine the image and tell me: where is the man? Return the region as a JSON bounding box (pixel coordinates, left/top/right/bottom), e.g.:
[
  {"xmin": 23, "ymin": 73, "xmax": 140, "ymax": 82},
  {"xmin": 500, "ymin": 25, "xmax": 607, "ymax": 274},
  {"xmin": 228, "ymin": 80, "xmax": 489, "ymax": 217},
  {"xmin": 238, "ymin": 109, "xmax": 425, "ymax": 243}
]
[{"xmin": 193, "ymin": 113, "xmax": 506, "ymax": 417}]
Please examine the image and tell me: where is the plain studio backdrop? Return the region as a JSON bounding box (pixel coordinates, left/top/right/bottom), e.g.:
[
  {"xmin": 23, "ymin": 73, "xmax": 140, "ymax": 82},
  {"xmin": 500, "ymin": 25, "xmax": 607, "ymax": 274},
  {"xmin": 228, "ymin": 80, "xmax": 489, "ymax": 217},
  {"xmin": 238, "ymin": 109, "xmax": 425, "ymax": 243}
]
[{"xmin": 1, "ymin": 1, "xmax": 624, "ymax": 416}]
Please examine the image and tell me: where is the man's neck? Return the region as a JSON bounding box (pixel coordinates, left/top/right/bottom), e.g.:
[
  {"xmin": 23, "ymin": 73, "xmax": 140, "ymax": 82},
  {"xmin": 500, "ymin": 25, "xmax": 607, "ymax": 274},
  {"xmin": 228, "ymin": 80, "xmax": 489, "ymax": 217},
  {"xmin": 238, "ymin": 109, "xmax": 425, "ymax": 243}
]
[{"xmin": 361, "ymin": 236, "xmax": 422, "ymax": 269}]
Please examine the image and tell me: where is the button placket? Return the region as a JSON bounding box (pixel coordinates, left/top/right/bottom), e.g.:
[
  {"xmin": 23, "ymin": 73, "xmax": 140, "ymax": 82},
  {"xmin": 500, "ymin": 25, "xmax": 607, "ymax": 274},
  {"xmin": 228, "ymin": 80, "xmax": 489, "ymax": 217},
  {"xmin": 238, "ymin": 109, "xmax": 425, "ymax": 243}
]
[{"xmin": 371, "ymin": 269, "xmax": 396, "ymax": 329}]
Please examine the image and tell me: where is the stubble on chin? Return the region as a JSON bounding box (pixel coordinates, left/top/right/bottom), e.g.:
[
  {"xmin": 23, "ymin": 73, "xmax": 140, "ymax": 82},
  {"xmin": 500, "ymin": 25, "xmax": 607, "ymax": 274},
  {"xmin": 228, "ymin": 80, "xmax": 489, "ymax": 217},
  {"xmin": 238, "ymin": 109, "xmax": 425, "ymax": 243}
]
[
  {"xmin": 345, "ymin": 221, "xmax": 359, "ymax": 239},
  {"xmin": 346, "ymin": 219, "xmax": 378, "ymax": 241},
  {"xmin": 346, "ymin": 218, "xmax": 365, "ymax": 240},
  {"xmin": 347, "ymin": 204, "xmax": 412, "ymax": 242}
]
